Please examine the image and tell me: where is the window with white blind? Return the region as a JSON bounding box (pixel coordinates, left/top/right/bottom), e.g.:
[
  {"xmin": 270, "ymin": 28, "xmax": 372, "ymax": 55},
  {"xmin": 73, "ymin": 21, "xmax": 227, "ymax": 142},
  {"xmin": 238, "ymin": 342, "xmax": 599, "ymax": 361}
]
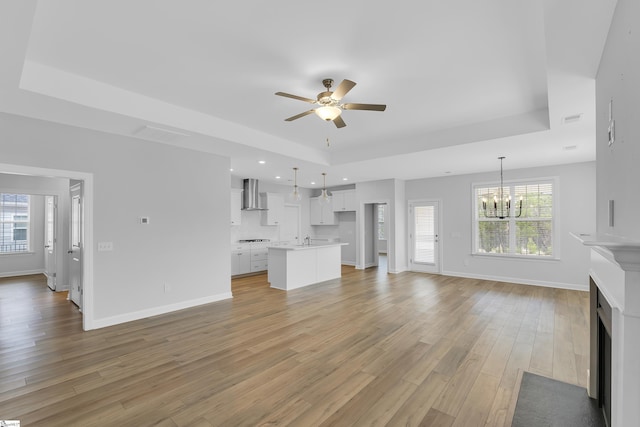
[
  {"xmin": 473, "ymin": 179, "xmax": 555, "ymax": 258},
  {"xmin": 0, "ymin": 193, "xmax": 31, "ymax": 254},
  {"xmin": 377, "ymin": 204, "xmax": 386, "ymax": 240}
]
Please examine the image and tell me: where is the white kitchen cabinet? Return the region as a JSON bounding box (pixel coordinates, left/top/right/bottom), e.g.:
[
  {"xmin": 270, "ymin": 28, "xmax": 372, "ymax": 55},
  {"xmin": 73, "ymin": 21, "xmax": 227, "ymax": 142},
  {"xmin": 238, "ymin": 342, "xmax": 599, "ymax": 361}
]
[
  {"xmin": 260, "ymin": 192, "xmax": 284, "ymax": 226},
  {"xmin": 331, "ymin": 189, "xmax": 356, "ymax": 212},
  {"xmin": 310, "ymin": 197, "xmax": 336, "ymax": 225},
  {"xmin": 231, "ymin": 249, "xmax": 251, "ymax": 275},
  {"xmin": 230, "ymin": 189, "xmax": 243, "ymax": 225},
  {"xmin": 250, "ymin": 247, "xmax": 269, "ymax": 272}
]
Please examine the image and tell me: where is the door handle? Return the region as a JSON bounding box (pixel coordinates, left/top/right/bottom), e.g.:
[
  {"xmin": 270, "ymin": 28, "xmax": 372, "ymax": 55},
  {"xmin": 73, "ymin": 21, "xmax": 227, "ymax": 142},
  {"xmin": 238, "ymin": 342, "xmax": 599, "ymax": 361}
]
[
  {"xmin": 68, "ymin": 250, "xmax": 73, "ymax": 254},
  {"xmin": 44, "ymin": 245, "xmax": 50, "ymax": 248}
]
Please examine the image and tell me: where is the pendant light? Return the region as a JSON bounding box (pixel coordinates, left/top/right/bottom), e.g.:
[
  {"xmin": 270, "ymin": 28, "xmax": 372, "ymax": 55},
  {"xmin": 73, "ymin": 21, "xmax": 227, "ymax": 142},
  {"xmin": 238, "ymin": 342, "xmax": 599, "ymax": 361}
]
[
  {"xmin": 482, "ymin": 157, "xmax": 522, "ymax": 219},
  {"xmin": 319, "ymin": 172, "xmax": 331, "ymax": 204},
  {"xmin": 290, "ymin": 167, "xmax": 301, "ymax": 201}
]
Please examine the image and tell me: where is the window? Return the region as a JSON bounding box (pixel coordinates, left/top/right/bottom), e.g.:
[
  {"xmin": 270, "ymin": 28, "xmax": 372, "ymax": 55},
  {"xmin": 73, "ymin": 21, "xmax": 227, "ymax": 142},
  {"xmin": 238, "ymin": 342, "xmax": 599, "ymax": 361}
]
[
  {"xmin": 473, "ymin": 179, "xmax": 554, "ymax": 257},
  {"xmin": 377, "ymin": 205, "xmax": 386, "ymax": 240},
  {"xmin": 0, "ymin": 193, "xmax": 31, "ymax": 253}
]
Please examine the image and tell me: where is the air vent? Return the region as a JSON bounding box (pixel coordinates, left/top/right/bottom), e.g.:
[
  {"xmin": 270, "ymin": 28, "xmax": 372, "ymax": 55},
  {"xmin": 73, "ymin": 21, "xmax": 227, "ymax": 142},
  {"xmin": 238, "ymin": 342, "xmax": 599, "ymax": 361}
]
[{"xmin": 133, "ymin": 125, "xmax": 190, "ymax": 142}]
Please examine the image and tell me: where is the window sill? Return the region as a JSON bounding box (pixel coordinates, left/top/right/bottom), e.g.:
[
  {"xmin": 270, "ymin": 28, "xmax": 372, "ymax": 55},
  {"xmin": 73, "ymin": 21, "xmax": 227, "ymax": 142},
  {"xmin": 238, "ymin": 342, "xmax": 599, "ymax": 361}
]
[
  {"xmin": 0, "ymin": 251, "xmax": 35, "ymax": 257},
  {"xmin": 472, "ymin": 253, "xmax": 560, "ymax": 262}
]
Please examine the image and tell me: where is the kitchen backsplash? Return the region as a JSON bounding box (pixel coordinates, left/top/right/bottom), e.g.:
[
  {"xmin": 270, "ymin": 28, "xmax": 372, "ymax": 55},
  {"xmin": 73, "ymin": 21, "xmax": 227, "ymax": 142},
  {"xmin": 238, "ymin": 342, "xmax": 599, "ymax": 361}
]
[{"xmin": 230, "ymin": 210, "xmax": 281, "ymax": 243}]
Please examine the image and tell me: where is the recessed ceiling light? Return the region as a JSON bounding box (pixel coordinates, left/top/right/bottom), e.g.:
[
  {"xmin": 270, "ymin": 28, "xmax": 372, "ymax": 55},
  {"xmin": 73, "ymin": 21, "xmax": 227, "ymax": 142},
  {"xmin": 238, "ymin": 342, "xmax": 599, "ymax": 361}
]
[
  {"xmin": 230, "ymin": 168, "xmax": 234, "ymax": 172},
  {"xmin": 310, "ymin": 181, "xmax": 316, "ymax": 185},
  {"xmin": 275, "ymin": 176, "xmax": 281, "ymax": 179},
  {"xmin": 342, "ymin": 178, "xmax": 348, "ymax": 181},
  {"xmin": 563, "ymin": 145, "xmax": 578, "ymax": 151},
  {"xmin": 258, "ymin": 160, "xmax": 266, "ymax": 164}
]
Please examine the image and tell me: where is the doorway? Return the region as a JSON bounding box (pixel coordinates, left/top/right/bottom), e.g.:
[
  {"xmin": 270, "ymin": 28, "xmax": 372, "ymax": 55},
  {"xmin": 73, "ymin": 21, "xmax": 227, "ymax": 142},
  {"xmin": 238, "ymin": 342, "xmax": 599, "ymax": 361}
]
[
  {"xmin": 0, "ymin": 162, "xmax": 94, "ymax": 330},
  {"xmin": 409, "ymin": 200, "xmax": 440, "ymax": 273},
  {"xmin": 360, "ymin": 202, "xmax": 389, "ymax": 274}
]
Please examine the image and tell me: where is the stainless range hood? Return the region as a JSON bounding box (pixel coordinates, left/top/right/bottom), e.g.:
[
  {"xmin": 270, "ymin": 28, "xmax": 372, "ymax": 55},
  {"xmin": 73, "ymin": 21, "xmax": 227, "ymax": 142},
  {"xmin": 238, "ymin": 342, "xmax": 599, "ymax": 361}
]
[{"xmin": 242, "ymin": 179, "xmax": 267, "ymax": 210}]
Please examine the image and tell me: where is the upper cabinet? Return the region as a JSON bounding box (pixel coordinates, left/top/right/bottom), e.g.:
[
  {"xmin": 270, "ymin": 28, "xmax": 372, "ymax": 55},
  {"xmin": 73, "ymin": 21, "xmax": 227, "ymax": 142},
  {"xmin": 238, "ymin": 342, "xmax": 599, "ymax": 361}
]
[
  {"xmin": 230, "ymin": 188, "xmax": 243, "ymax": 225},
  {"xmin": 332, "ymin": 189, "xmax": 357, "ymax": 212},
  {"xmin": 260, "ymin": 192, "xmax": 285, "ymax": 226},
  {"xmin": 310, "ymin": 196, "xmax": 336, "ymax": 225}
]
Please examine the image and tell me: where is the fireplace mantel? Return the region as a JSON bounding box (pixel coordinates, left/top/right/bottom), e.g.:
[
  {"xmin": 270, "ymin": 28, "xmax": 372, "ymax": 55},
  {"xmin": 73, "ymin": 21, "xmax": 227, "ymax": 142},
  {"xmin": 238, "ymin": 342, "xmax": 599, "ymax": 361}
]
[{"xmin": 571, "ymin": 232, "xmax": 640, "ymax": 272}]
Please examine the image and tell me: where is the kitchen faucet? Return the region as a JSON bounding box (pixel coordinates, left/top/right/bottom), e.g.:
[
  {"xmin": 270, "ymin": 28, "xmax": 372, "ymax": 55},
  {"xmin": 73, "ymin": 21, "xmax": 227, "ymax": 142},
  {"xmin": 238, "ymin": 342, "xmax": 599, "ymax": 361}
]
[{"xmin": 304, "ymin": 235, "xmax": 311, "ymax": 246}]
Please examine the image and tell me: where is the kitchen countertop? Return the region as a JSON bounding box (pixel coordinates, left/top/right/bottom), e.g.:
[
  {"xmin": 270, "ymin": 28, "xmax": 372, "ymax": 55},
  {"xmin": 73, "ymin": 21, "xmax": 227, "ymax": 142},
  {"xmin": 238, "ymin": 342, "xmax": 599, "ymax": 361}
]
[{"xmin": 268, "ymin": 242, "xmax": 347, "ymax": 251}]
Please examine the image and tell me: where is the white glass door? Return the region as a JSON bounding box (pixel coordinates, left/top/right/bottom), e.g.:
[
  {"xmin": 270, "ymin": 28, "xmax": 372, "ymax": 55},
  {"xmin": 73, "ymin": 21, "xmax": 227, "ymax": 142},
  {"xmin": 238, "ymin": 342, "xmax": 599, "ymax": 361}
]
[{"xmin": 409, "ymin": 201, "xmax": 440, "ymax": 273}]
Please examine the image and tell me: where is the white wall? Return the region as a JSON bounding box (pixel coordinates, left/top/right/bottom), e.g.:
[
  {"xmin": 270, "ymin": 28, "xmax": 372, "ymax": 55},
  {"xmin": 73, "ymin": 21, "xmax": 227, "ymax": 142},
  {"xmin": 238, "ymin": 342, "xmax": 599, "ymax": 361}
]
[
  {"xmin": 0, "ymin": 113, "xmax": 231, "ymax": 329},
  {"xmin": 0, "ymin": 173, "xmax": 70, "ymax": 281},
  {"xmin": 596, "ymin": 0, "xmax": 640, "ymax": 240},
  {"xmin": 405, "ymin": 162, "xmax": 596, "ymax": 290},
  {"xmin": 393, "ymin": 179, "xmax": 407, "ymax": 272}
]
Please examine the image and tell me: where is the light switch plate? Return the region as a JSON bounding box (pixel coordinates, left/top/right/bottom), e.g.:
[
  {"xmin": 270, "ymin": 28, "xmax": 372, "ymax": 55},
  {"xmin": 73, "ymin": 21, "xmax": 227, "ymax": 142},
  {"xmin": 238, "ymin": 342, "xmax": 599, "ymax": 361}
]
[{"xmin": 98, "ymin": 242, "xmax": 113, "ymax": 251}]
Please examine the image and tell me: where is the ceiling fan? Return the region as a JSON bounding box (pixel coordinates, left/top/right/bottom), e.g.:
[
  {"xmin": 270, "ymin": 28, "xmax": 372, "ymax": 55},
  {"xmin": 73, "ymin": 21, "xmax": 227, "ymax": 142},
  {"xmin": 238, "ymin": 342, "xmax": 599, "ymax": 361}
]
[{"xmin": 275, "ymin": 78, "xmax": 387, "ymax": 128}]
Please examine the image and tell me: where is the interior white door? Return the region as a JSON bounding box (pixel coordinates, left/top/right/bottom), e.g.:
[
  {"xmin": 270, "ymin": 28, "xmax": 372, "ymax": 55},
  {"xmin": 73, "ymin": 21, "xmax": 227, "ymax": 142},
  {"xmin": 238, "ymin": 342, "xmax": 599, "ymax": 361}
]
[
  {"xmin": 68, "ymin": 183, "xmax": 83, "ymax": 309},
  {"xmin": 280, "ymin": 204, "xmax": 301, "ymax": 244},
  {"xmin": 44, "ymin": 195, "xmax": 57, "ymax": 290},
  {"xmin": 409, "ymin": 201, "xmax": 440, "ymax": 273}
]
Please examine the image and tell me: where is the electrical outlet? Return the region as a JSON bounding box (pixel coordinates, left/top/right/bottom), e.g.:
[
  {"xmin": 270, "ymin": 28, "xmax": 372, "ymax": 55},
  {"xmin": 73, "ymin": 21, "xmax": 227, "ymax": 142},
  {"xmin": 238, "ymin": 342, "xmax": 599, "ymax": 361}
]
[{"xmin": 97, "ymin": 242, "xmax": 113, "ymax": 251}]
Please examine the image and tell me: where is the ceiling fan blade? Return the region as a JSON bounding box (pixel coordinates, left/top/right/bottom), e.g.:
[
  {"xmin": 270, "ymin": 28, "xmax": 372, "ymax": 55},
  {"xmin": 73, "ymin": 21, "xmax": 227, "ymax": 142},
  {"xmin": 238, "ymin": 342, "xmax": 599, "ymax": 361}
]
[
  {"xmin": 343, "ymin": 103, "xmax": 387, "ymax": 111},
  {"xmin": 275, "ymin": 92, "xmax": 316, "ymax": 103},
  {"xmin": 333, "ymin": 115, "xmax": 346, "ymax": 128},
  {"xmin": 285, "ymin": 109, "xmax": 316, "ymax": 121},
  {"xmin": 331, "ymin": 79, "xmax": 356, "ymax": 101}
]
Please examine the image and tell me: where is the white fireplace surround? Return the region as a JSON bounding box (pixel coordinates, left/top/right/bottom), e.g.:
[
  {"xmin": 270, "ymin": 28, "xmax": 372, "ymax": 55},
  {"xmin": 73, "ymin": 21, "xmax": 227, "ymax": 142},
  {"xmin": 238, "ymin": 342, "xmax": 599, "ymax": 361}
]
[{"xmin": 572, "ymin": 233, "xmax": 640, "ymax": 427}]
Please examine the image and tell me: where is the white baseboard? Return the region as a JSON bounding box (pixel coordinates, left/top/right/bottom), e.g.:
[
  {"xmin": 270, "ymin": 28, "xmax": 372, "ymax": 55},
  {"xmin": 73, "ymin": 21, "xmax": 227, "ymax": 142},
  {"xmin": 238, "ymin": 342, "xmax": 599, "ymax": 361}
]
[
  {"xmin": 341, "ymin": 261, "xmax": 356, "ymax": 266},
  {"xmin": 440, "ymin": 270, "xmax": 588, "ymax": 292},
  {"xmin": 0, "ymin": 269, "xmax": 44, "ymax": 278},
  {"xmin": 90, "ymin": 292, "xmax": 233, "ymax": 330}
]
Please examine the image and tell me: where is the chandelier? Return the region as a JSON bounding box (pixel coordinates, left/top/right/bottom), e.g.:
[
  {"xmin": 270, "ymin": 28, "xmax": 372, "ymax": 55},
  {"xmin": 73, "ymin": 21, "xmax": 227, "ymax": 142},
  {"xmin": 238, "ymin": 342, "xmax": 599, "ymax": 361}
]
[{"xmin": 482, "ymin": 157, "xmax": 522, "ymax": 219}]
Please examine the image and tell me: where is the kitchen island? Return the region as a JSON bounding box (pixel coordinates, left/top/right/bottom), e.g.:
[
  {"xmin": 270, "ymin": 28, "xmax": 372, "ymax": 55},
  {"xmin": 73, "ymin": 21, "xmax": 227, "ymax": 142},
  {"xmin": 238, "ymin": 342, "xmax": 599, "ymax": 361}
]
[{"xmin": 267, "ymin": 242, "xmax": 348, "ymax": 290}]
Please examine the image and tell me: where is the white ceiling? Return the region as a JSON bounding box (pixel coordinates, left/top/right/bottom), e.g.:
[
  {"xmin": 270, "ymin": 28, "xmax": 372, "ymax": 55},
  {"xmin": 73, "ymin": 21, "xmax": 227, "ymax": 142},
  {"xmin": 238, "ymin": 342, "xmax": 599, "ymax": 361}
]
[{"xmin": 0, "ymin": 1, "xmax": 617, "ymax": 188}]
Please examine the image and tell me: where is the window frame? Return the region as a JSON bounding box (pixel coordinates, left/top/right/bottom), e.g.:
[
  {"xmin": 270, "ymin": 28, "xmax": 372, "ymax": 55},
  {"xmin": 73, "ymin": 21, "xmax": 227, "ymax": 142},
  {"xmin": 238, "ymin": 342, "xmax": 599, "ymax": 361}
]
[
  {"xmin": 0, "ymin": 193, "xmax": 33, "ymax": 255},
  {"xmin": 377, "ymin": 204, "xmax": 386, "ymax": 241},
  {"xmin": 471, "ymin": 176, "xmax": 559, "ymax": 260}
]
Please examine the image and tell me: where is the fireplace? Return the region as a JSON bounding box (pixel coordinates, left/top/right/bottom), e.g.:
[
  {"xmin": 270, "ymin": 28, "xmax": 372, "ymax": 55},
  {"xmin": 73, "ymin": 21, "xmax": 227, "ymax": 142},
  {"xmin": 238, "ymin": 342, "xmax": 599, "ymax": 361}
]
[
  {"xmin": 574, "ymin": 232, "xmax": 640, "ymax": 427},
  {"xmin": 591, "ymin": 278, "xmax": 612, "ymax": 426}
]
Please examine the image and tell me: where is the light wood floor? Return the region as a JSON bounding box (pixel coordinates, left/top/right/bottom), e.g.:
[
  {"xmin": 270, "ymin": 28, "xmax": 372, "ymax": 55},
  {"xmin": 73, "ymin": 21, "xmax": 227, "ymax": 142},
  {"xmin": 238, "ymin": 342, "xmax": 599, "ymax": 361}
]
[{"xmin": 0, "ymin": 266, "xmax": 589, "ymax": 426}]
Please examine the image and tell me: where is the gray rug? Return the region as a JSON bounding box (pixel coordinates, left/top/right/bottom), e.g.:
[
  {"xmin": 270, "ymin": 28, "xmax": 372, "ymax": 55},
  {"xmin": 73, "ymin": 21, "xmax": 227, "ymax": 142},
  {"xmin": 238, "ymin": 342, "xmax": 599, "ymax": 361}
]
[{"xmin": 512, "ymin": 372, "xmax": 605, "ymax": 427}]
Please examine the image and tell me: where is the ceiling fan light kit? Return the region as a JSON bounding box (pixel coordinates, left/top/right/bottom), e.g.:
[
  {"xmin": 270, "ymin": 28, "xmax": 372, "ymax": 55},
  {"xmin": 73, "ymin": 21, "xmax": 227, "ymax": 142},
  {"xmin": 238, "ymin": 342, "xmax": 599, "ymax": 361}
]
[
  {"xmin": 276, "ymin": 78, "xmax": 386, "ymax": 129},
  {"xmin": 315, "ymin": 105, "xmax": 342, "ymax": 121}
]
